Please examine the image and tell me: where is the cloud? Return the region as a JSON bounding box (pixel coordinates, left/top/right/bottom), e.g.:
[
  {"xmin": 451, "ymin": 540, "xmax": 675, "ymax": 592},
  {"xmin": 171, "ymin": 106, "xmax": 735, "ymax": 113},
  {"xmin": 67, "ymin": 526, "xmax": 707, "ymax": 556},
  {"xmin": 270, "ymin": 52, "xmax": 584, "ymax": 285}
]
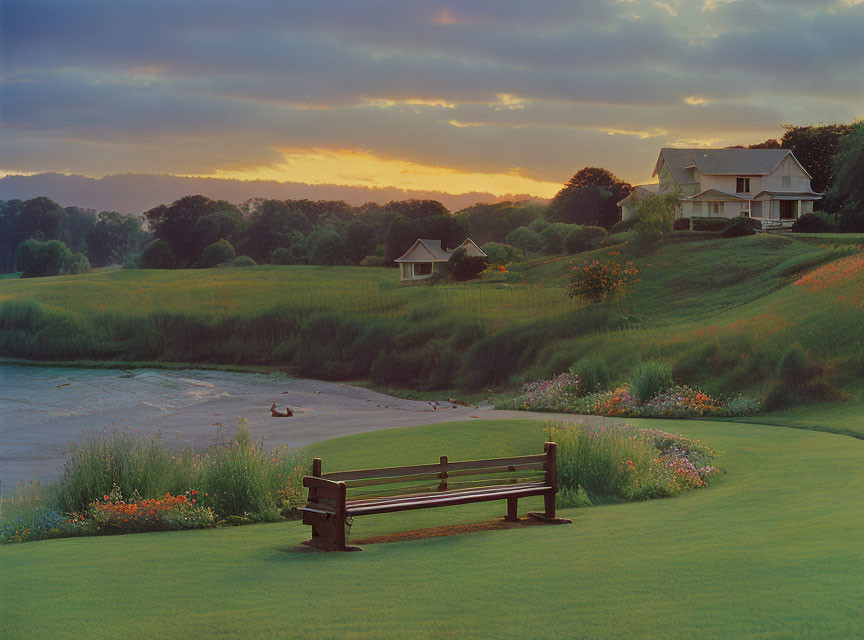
[{"xmin": 1, "ymin": 0, "xmax": 863, "ymax": 194}]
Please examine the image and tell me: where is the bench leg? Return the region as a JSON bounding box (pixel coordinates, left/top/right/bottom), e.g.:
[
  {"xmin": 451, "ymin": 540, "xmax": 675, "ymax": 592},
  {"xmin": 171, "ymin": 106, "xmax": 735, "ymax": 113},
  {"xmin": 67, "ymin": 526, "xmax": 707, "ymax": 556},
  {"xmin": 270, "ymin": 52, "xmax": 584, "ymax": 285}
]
[
  {"xmin": 505, "ymin": 497, "xmax": 519, "ymax": 522},
  {"xmin": 527, "ymin": 491, "xmax": 572, "ymax": 525},
  {"xmin": 303, "ymin": 513, "xmax": 361, "ymax": 551}
]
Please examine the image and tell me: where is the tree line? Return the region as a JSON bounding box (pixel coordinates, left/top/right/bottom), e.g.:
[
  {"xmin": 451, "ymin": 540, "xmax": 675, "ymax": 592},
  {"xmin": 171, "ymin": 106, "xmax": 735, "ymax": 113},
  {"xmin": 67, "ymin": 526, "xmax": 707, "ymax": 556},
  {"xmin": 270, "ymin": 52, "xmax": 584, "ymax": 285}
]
[{"xmin": 3, "ymin": 122, "xmax": 861, "ymax": 278}]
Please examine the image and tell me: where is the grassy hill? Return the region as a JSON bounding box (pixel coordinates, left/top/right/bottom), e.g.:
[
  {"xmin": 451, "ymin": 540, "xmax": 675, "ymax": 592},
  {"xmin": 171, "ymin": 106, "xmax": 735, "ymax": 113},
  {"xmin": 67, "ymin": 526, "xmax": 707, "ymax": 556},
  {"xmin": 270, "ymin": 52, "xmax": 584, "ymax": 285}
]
[
  {"xmin": 2, "ymin": 417, "xmax": 862, "ymax": 638},
  {"xmin": 1, "ymin": 234, "xmax": 862, "ymax": 404}
]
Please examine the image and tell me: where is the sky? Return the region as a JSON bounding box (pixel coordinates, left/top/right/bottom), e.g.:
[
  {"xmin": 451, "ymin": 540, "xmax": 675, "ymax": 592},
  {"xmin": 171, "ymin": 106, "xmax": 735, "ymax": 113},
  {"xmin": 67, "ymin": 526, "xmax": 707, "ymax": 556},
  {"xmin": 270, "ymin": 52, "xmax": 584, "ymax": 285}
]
[{"xmin": 2, "ymin": 0, "xmax": 863, "ymax": 199}]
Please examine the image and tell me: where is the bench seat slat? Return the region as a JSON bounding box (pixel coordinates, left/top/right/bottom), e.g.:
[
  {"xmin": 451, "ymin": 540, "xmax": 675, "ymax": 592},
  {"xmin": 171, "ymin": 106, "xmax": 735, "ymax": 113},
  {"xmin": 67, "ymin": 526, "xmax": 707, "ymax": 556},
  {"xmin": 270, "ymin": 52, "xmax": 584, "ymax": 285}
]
[
  {"xmin": 346, "ymin": 484, "xmax": 551, "ymax": 516},
  {"xmin": 346, "ymin": 482, "xmax": 549, "ymax": 508}
]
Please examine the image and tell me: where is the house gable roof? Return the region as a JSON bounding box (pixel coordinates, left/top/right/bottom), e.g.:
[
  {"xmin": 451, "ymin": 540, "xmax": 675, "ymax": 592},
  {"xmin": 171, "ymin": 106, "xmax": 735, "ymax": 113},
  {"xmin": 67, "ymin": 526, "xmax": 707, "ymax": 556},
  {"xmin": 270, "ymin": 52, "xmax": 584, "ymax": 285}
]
[
  {"xmin": 457, "ymin": 238, "xmax": 487, "ymax": 258},
  {"xmin": 653, "ymin": 148, "xmax": 803, "ymax": 181},
  {"xmin": 616, "ymin": 183, "xmax": 660, "ymax": 207},
  {"xmin": 395, "ymin": 238, "xmax": 452, "ymax": 263}
]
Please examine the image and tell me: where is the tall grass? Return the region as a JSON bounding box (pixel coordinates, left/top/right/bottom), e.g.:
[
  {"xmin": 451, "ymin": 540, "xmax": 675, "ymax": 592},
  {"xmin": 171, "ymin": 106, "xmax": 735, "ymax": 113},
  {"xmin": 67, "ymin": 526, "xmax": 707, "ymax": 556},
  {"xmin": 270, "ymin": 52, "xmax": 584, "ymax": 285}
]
[
  {"xmin": 547, "ymin": 422, "xmax": 719, "ymax": 505},
  {"xmin": 8, "ymin": 423, "xmax": 310, "ymax": 528},
  {"xmin": 58, "ymin": 429, "xmax": 194, "ymax": 513},
  {"xmin": 2, "ymin": 237, "xmax": 863, "ymax": 398}
]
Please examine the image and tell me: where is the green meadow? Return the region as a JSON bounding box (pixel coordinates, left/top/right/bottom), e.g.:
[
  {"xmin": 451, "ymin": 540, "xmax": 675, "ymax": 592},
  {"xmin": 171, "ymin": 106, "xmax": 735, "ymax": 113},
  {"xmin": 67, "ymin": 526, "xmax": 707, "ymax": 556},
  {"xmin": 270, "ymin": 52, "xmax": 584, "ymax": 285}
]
[
  {"xmin": 1, "ymin": 233, "xmax": 863, "ymax": 407},
  {"xmin": 2, "ymin": 417, "xmax": 862, "ymax": 638}
]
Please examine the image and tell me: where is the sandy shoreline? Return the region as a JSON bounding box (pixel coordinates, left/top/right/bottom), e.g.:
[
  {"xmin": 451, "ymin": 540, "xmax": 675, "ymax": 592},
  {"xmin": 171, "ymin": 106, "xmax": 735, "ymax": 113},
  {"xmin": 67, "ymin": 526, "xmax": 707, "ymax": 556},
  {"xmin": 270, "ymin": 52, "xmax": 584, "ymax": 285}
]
[{"xmin": 1, "ymin": 367, "xmax": 610, "ymax": 486}]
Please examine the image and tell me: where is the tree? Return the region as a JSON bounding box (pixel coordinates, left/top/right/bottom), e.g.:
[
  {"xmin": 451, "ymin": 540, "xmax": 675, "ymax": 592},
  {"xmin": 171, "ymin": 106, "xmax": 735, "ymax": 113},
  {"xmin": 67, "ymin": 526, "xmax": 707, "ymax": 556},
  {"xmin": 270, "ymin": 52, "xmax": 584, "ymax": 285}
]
[
  {"xmin": 416, "ymin": 215, "xmax": 463, "ymax": 250},
  {"xmin": 453, "ymin": 201, "xmax": 542, "ymax": 244},
  {"xmin": 506, "ymin": 226, "xmax": 542, "ymax": 253},
  {"xmin": 548, "ymin": 167, "xmax": 631, "ymax": 230},
  {"xmin": 201, "ymin": 239, "xmax": 236, "ymax": 267},
  {"xmin": 144, "ymin": 195, "xmax": 243, "ymax": 266},
  {"xmin": 383, "ymin": 200, "xmax": 450, "ymax": 220},
  {"xmin": 86, "ymin": 211, "xmax": 148, "ymax": 267},
  {"xmin": 307, "ymin": 228, "xmax": 348, "ymax": 266},
  {"xmin": 64, "ymin": 207, "xmax": 97, "ymax": 254},
  {"xmin": 781, "ymin": 124, "xmax": 856, "ymax": 196},
  {"xmin": 481, "ymin": 242, "xmax": 523, "ymax": 266},
  {"xmin": 385, "ymin": 215, "xmax": 420, "ymax": 262},
  {"xmin": 13, "ymin": 239, "xmax": 73, "ymax": 278},
  {"xmin": 139, "ymin": 239, "xmax": 176, "ymax": 269},
  {"xmin": 634, "ymin": 191, "xmax": 679, "ymax": 246},
  {"xmin": 345, "ymin": 220, "xmax": 377, "ymax": 264},
  {"xmin": 827, "ymin": 121, "xmax": 864, "ymax": 230},
  {"xmin": 243, "ymin": 200, "xmax": 313, "ymax": 263},
  {"xmin": 18, "ymin": 197, "xmax": 68, "ymax": 242}
]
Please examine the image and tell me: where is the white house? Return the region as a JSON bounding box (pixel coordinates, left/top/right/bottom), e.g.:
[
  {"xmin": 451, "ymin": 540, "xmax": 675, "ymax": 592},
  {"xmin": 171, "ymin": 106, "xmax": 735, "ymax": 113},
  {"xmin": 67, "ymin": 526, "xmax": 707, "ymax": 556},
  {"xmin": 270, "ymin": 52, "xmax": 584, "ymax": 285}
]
[
  {"xmin": 395, "ymin": 238, "xmax": 486, "ymax": 281},
  {"xmin": 619, "ymin": 148, "xmax": 823, "ymax": 225}
]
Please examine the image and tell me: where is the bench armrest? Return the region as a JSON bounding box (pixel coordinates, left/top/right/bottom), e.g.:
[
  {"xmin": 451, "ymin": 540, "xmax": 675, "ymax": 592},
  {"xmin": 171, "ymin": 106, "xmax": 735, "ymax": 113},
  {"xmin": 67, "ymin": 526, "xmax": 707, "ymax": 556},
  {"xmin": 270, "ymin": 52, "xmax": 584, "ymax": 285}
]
[{"xmin": 303, "ymin": 475, "xmax": 342, "ymax": 490}]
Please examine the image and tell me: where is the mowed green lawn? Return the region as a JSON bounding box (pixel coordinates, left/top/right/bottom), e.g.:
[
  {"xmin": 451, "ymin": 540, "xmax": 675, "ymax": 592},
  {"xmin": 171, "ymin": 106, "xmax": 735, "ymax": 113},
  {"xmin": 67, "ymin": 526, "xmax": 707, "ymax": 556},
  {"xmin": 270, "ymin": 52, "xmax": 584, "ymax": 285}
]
[{"xmin": 2, "ymin": 418, "xmax": 862, "ymax": 639}]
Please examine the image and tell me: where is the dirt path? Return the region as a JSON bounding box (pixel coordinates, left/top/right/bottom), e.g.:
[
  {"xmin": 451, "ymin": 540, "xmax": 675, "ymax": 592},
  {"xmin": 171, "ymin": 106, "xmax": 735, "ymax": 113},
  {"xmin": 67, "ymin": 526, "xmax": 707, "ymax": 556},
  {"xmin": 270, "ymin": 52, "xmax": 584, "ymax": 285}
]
[{"xmin": 1, "ymin": 367, "xmax": 612, "ymax": 486}]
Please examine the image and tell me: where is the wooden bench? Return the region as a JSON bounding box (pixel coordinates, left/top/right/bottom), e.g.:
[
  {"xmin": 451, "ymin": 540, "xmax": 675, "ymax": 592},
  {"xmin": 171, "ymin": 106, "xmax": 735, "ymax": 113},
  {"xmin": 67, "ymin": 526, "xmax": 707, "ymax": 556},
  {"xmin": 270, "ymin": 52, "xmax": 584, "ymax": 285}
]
[{"xmin": 296, "ymin": 442, "xmax": 570, "ymax": 551}]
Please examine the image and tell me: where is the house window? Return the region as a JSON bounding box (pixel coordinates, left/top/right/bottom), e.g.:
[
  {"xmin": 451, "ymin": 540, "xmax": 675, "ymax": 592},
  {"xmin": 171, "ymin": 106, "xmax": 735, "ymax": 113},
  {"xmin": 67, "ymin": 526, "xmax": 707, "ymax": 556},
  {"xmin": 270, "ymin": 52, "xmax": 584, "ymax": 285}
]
[
  {"xmin": 782, "ymin": 175, "xmax": 791, "ymax": 187},
  {"xmin": 692, "ymin": 201, "xmax": 702, "ymax": 215},
  {"xmin": 711, "ymin": 202, "xmax": 724, "ymax": 216},
  {"xmin": 414, "ymin": 263, "xmax": 432, "ymax": 276},
  {"xmin": 751, "ymin": 201, "xmax": 762, "ymax": 217},
  {"xmin": 736, "ymin": 178, "xmax": 750, "ymax": 193}
]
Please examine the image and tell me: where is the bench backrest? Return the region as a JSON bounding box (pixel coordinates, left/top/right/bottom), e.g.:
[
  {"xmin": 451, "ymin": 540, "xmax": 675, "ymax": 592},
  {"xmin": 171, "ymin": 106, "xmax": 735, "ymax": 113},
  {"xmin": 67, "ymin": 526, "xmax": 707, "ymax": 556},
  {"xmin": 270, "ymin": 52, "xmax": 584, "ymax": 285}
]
[{"xmin": 308, "ymin": 442, "xmax": 558, "ymax": 503}]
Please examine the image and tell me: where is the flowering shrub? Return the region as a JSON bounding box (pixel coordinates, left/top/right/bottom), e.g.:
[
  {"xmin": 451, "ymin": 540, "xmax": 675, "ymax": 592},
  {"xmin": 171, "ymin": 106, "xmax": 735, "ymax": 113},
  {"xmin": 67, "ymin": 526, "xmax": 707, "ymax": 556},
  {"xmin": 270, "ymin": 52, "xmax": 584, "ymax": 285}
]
[
  {"xmin": 547, "ymin": 422, "xmax": 720, "ymax": 505},
  {"xmin": 2, "ymin": 421, "xmax": 309, "ymax": 544},
  {"xmin": 511, "ymin": 373, "xmax": 581, "ymax": 411},
  {"xmin": 567, "ymin": 259, "xmax": 639, "ymax": 304},
  {"xmin": 510, "ymin": 377, "xmax": 760, "ymax": 418},
  {"xmin": 88, "ymin": 485, "xmax": 214, "ymax": 533},
  {"xmin": 0, "ymin": 509, "xmax": 94, "ymax": 544}
]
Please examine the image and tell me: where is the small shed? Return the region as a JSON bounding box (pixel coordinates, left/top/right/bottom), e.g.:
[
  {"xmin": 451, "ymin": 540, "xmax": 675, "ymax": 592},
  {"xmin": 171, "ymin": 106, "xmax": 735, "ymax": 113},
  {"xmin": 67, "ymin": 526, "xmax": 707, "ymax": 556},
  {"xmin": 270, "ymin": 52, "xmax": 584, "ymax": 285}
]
[{"xmin": 395, "ymin": 238, "xmax": 486, "ymax": 281}]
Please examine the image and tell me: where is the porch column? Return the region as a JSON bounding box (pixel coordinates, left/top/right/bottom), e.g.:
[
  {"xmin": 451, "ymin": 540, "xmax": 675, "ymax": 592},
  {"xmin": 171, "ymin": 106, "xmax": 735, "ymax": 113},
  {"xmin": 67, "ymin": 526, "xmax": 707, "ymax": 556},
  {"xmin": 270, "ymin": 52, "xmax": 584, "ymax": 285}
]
[{"xmin": 797, "ymin": 200, "xmax": 801, "ymax": 219}]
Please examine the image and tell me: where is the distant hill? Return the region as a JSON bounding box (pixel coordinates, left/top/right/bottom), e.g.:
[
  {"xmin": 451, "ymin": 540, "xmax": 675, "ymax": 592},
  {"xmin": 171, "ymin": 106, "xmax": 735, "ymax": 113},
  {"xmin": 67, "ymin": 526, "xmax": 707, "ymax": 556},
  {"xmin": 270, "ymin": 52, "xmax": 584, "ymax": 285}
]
[{"xmin": 0, "ymin": 173, "xmax": 547, "ymax": 214}]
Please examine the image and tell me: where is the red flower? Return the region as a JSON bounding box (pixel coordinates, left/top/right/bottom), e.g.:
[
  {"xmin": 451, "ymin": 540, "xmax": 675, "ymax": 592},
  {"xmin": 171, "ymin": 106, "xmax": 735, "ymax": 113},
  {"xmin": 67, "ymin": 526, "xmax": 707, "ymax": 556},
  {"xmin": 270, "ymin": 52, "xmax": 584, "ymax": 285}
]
[
  {"xmin": 190, "ymin": 489, "xmax": 197, "ymax": 495},
  {"xmin": 103, "ymin": 495, "xmax": 110, "ymax": 501}
]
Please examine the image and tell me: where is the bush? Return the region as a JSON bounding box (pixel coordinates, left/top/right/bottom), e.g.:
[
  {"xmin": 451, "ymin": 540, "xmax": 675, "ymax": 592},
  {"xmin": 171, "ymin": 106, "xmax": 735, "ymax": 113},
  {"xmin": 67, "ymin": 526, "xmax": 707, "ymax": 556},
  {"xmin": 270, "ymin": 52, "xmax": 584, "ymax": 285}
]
[
  {"xmin": 64, "ymin": 251, "xmax": 91, "ymax": 274},
  {"xmin": 452, "ymin": 255, "xmax": 487, "ymax": 281},
  {"xmin": 634, "ymin": 191, "xmax": 678, "ymax": 246},
  {"xmin": 122, "ymin": 253, "xmax": 141, "ymax": 269},
  {"xmin": 270, "ymin": 247, "xmax": 292, "ymax": 265},
  {"xmin": 563, "ymin": 226, "xmax": 608, "ymax": 253},
  {"xmin": 569, "ymin": 357, "xmax": 611, "ymax": 393},
  {"xmin": 632, "ymin": 361, "xmax": 673, "ymax": 403},
  {"xmin": 673, "ymin": 217, "xmax": 691, "ymax": 231},
  {"xmin": 610, "ymin": 218, "xmax": 637, "ymax": 234},
  {"xmin": 139, "ymin": 239, "xmax": 176, "ymax": 269},
  {"xmin": 792, "ymin": 212, "xmax": 834, "ymax": 233},
  {"xmin": 230, "ymin": 255, "xmax": 256, "ymax": 267},
  {"xmin": 359, "ymin": 255, "xmax": 390, "ymax": 267},
  {"xmin": 567, "ymin": 259, "xmax": 639, "ymax": 304},
  {"xmin": 691, "ymin": 217, "xmax": 728, "ymax": 232},
  {"xmin": 13, "ymin": 239, "xmax": 73, "ymax": 278},
  {"xmin": 506, "ymin": 226, "xmax": 542, "ymax": 252},
  {"xmin": 202, "ymin": 239, "xmax": 236, "ymax": 267},
  {"xmin": 549, "ymin": 423, "xmax": 719, "ymax": 504},
  {"xmin": 836, "ymin": 204, "xmax": 864, "ymax": 233},
  {"xmin": 722, "ymin": 216, "xmax": 759, "ymax": 238},
  {"xmin": 481, "ymin": 242, "xmax": 523, "ymax": 266},
  {"xmin": 777, "ymin": 343, "xmax": 808, "ymax": 388}
]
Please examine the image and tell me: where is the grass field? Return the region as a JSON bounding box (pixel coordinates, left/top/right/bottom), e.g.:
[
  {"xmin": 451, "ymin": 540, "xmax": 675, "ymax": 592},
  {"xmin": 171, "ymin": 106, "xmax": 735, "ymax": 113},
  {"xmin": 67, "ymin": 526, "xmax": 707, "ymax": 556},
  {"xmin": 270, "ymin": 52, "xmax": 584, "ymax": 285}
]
[
  {"xmin": 1, "ymin": 234, "xmax": 862, "ymax": 402},
  {"xmin": 1, "ymin": 417, "xmax": 861, "ymax": 638}
]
